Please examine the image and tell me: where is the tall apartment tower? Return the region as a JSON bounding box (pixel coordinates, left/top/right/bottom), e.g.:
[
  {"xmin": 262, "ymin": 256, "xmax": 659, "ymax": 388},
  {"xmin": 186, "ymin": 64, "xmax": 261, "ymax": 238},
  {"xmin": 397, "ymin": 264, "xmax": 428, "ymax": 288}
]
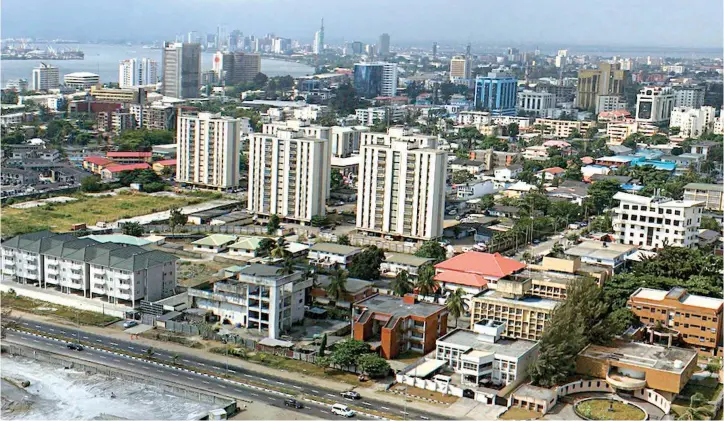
[
  {"xmin": 162, "ymin": 42, "xmax": 201, "ymax": 99},
  {"xmin": 378, "ymin": 33, "xmax": 390, "ymax": 56},
  {"xmin": 356, "ymin": 127, "xmax": 447, "ymax": 241},
  {"xmin": 176, "ymin": 112, "xmax": 241, "ymax": 190},
  {"xmin": 576, "ymin": 62, "xmax": 629, "ymax": 112},
  {"xmin": 449, "ymin": 56, "xmax": 471, "ymax": 81},
  {"xmin": 248, "ymin": 128, "xmax": 330, "ymax": 223},
  {"xmin": 353, "ymin": 62, "xmax": 398, "ymax": 98},
  {"xmin": 119, "ymin": 58, "xmax": 158, "ymax": 88},
  {"xmin": 313, "ymin": 19, "xmax": 325, "ymax": 54},
  {"xmin": 31, "ymin": 63, "xmax": 60, "ymax": 91},
  {"xmin": 212, "ymin": 51, "xmax": 262, "ymax": 85}
]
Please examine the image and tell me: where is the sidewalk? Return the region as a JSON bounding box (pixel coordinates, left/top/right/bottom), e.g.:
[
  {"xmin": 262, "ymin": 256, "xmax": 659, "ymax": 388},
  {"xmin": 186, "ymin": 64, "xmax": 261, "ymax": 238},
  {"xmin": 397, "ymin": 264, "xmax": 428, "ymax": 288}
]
[{"xmin": 12, "ymin": 310, "xmax": 453, "ymax": 414}]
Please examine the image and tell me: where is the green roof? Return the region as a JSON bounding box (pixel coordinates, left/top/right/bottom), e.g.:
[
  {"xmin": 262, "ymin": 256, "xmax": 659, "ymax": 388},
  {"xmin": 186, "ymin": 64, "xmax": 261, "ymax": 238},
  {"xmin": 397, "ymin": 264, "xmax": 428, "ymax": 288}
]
[
  {"xmin": 192, "ymin": 234, "xmax": 238, "ymax": 247},
  {"xmin": 229, "ymin": 236, "xmax": 264, "ymax": 251},
  {"xmin": 685, "ymin": 183, "xmax": 723, "ymax": 192},
  {"xmin": 310, "ymin": 242, "xmax": 361, "ymax": 255}
]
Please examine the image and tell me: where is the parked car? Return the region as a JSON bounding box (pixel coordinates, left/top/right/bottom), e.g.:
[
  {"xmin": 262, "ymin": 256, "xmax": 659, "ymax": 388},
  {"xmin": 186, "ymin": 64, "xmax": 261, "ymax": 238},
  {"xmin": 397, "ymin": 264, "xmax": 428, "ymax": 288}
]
[
  {"xmin": 284, "ymin": 399, "xmax": 304, "ymax": 409},
  {"xmin": 66, "ymin": 343, "xmax": 84, "ymax": 351},
  {"xmin": 340, "ymin": 391, "xmax": 361, "ymax": 400},
  {"xmin": 123, "ymin": 320, "xmax": 138, "ymax": 329},
  {"xmin": 331, "ymin": 404, "xmax": 355, "ymax": 417}
]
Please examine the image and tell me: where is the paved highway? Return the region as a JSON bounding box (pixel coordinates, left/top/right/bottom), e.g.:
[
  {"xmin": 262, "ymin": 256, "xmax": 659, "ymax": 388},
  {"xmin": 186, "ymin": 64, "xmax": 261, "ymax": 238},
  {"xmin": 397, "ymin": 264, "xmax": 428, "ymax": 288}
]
[{"xmin": 12, "ymin": 320, "xmax": 443, "ymax": 420}]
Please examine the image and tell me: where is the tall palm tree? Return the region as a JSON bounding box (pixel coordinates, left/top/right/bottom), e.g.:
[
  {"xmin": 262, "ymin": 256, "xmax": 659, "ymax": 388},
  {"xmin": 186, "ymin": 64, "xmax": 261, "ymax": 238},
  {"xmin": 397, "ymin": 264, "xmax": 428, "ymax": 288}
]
[
  {"xmin": 391, "ymin": 270, "xmax": 413, "ymax": 296},
  {"xmin": 415, "ymin": 264, "xmax": 438, "ymax": 297},
  {"xmin": 271, "ymin": 237, "xmax": 289, "ymax": 259},
  {"xmin": 446, "ymin": 288, "xmax": 466, "ymax": 328},
  {"xmin": 326, "ymin": 269, "xmax": 348, "ymax": 301},
  {"xmin": 302, "ymin": 267, "xmax": 319, "ymax": 288},
  {"xmin": 276, "ymin": 255, "xmax": 296, "ymax": 276}
]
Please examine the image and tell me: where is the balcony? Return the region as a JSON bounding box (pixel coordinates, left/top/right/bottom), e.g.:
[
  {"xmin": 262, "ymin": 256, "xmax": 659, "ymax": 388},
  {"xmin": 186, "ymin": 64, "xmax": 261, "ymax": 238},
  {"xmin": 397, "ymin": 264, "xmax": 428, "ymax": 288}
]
[{"xmin": 606, "ymin": 368, "xmax": 647, "ymax": 391}]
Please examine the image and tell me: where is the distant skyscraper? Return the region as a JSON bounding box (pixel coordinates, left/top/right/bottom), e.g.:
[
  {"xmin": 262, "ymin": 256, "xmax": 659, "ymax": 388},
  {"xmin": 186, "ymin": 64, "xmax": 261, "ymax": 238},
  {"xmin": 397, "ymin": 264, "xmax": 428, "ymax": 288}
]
[
  {"xmin": 119, "ymin": 58, "xmax": 158, "ymax": 88},
  {"xmin": 31, "ymin": 63, "xmax": 59, "ymax": 91},
  {"xmin": 449, "ymin": 56, "xmax": 471, "ymax": 81},
  {"xmin": 353, "ymin": 62, "xmax": 398, "ymax": 98},
  {"xmin": 228, "ymin": 30, "xmax": 243, "ymax": 51},
  {"xmin": 378, "ymin": 33, "xmax": 390, "ymax": 56},
  {"xmin": 212, "ymin": 51, "xmax": 262, "ymax": 85},
  {"xmin": 466, "ymin": 43, "xmax": 471, "ymax": 57},
  {"xmin": 162, "ymin": 42, "xmax": 201, "ymax": 99},
  {"xmin": 187, "ymin": 31, "xmax": 199, "ymax": 44},
  {"xmin": 576, "ymin": 62, "xmax": 628, "ymax": 112},
  {"xmin": 432, "ymin": 42, "xmax": 438, "ymax": 59},
  {"xmin": 313, "ymin": 18, "xmax": 324, "ymax": 54},
  {"xmin": 474, "ymin": 72, "xmax": 518, "ymax": 116}
]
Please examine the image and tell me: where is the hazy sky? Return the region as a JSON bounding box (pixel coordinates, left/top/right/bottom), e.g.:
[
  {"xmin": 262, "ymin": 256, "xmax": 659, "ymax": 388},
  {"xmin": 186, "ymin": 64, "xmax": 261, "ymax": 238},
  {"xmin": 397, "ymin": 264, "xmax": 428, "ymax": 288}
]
[{"xmin": 2, "ymin": 0, "xmax": 722, "ymax": 49}]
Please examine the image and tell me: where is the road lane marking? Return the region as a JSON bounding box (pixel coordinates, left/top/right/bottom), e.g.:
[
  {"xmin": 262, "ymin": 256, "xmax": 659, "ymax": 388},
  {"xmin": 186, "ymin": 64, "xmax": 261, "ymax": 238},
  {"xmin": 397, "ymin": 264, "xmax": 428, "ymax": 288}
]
[
  {"xmin": 251, "ymin": 393, "xmax": 260, "ymax": 397},
  {"xmin": 186, "ymin": 377, "xmax": 193, "ymax": 380},
  {"xmin": 170, "ymin": 373, "xmax": 179, "ymax": 377},
  {"xmin": 48, "ymin": 328, "xmax": 55, "ymax": 331},
  {"xmin": 83, "ymin": 336, "xmax": 89, "ymax": 339},
  {"xmin": 98, "ymin": 355, "xmax": 107, "ymax": 359},
  {"xmin": 292, "ymin": 385, "xmax": 302, "ymax": 389},
  {"xmin": 202, "ymin": 381, "xmax": 210, "ymax": 384},
  {"xmin": 96, "ymin": 339, "xmax": 102, "ymax": 342},
  {"xmin": 228, "ymin": 369, "xmax": 236, "ymax": 373},
  {"xmin": 381, "ymin": 406, "xmax": 390, "ymax": 410},
  {"xmin": 243, "ymin": 374, "xmax": 253, "ymax": 377},
  {"xmin": 110, "ymin": 342, "xmax": 119, "ymax": 346},
  {"xmin": 260, "ymin": 377, "xmax": 270, "ymax": 381},
  {"xmin": 127, "ymin": 346, "xmax": 134, "ymax": 350},
  {"xmin": 183, "ymin": 359, "xmax": 191, "ymax": 363},
  {"xmin": 421, "ymin": 416, "xmax": 430, "ymax": 420},
  {"xmin": 113, "ymin": 359, "xmax": 121, "ymax": 362},
  {"xmin": 275, "ymin": 381, "xmax": 284, "ymax": 385},
  {"xmin": 197, "ymin": 362, "xmax": 205, "ymax": 366},
  {"xmin": 326, "ymin": 394, "xmax": 336, "ymax": 398},
  {"xmin": 311, "ymin": 389, "xmax": 320, "ymax": 393},
  {"xmin": 218, "ymin": 385, "xmax": 226, "ymax": 388},
  {"xmin": 34, "ymin": 325, "xmax": 41, "ymax": 328},
  {"xmin": 362, "ymin": 402, "xmax": 372, "ymax": 406}
]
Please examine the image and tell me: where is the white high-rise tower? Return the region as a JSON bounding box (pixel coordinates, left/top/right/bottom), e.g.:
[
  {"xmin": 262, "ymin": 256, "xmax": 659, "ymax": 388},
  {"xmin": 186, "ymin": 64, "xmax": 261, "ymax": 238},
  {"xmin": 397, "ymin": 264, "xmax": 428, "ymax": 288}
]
[
  {"xmin": 313, "ymin": 18, "xmax": 324, "ymax": 54},
  {"xmin": 119, "ymin": 58, "xmax": 158, "ymax": 88}
]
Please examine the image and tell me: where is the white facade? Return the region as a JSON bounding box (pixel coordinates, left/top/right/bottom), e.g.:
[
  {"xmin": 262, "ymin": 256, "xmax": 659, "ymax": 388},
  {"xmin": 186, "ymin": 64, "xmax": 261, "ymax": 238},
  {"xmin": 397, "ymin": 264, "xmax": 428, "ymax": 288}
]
[
  {"xmin": 355, "ymin": 106, "xmax": 403, "ymax": 126},
  {"xmin": 595, "ymin": 95, "xmax": 626, "ymax": 114},
  {"xmin": 517, "ymin": 91, "xmax": 555, "ymax": 117},
  {"xmin": 457, "ymin": 111, "xmax": 492, "ymax": 126},
  {"xmin": 612, "ymin": 192, "xmax": 704, "ymax": 249},
  {"xmin": 63, "ymin": 72, "xmax": 100, "ymax": 89},
  {"xmin": 669, "ymin": 106, "xmax": 716, "ymax": 138},
  {"xmin": 31, "ymin": 63, "xmax": 60, "ymax": 91},
  {"xmin": 330, "ymin": 126, "xmax": 368, "ymax": 158},
  {"xmin": 248, "ymin": 128, "xmax": 330, "ymax": 223},
  {"xmin": 635, "ymin": 86, "xmax": 674, "ymax": 123},
  {"xmin": 356, "ymin": 127, "xmax": 447, "ymax": 241},
  {"xmin": 714, "ymin": 115, "xmax": 724, "ymax": 135},
  {"xmin": 674, "ymin": 87, "xmax": 705, "ymax": 108},
  {"xmin": 455, "ymin": 181, "xmax": 496, "ymax": 200},
  {"xmin": 176, "ymin": 112, "xmax": 241, "ymax": 189},
  {"xmin": 119, "ymin": 58, "xmax": 158, "ymax": 88},
  {"xmin": 381, "ymin": 62, "xmax": 398, "ymax": 97}
]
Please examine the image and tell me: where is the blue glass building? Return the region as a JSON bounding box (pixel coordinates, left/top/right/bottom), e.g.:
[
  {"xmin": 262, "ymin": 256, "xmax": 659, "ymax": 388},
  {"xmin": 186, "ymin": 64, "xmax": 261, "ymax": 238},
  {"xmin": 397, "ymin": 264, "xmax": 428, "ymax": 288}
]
[
  {"xmin": 474, "ymin": 72, "xmax": 518, "ymax": 116},
  {"xmin": 353, "ymin": 63, "xmax": 384, "ymax": 98}
]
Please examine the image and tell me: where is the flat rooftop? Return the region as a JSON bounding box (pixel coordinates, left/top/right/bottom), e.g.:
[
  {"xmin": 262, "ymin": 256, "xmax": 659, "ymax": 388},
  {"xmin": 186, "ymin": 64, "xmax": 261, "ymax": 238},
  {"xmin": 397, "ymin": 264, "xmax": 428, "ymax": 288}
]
[
  {"xmin": 565, "ymin": 241, "xmax": 636, "ymax": 261},
  {"xmin": 238, "ymin": 263, "xmax": 285, "ymax": 277},
  {"xmin": 632, "ymin": 287, "xmax": 723, "ymax": 310},
  {"xmin": 475, "ymin": 290, "xmax": 560, "ymax": 311},
  {"xmin": 437, "ymin": 329, "xmax": 538, "ymax": 359},
  {"xmin": 355, "ymin": 294, "xmax": 445, "ymax": 318},
  {"xmin": 317, "ymin": 275, "xmax": 373, "ymax": 294},
  {"xmin": 580, "ymin": 340, "xmax": 697, "ymax": 374},
  {"xmin": 512, "ymin": 384, "xmax": 557, "ymax": 401}
]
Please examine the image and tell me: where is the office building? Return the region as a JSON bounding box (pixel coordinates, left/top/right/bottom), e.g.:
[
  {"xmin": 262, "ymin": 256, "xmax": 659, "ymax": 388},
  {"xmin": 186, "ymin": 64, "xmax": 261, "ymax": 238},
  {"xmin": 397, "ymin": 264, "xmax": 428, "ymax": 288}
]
[
  {"xmin": 669, "ymin": 106, "xmax": 716, "ymax": 138},
  {"xmin": 353, "ymin": 62, "xmax": 398, "ymax": 98},
  {"xmin": 595, "ymin": 95, "xmax": 626, "ymax": 114},
  {"xmin": 673, "ymin": 87, "xmax": 705, "ymax": 108},
  {"xmin": 356, "ymin": 127, "xmax": 447, "ymax": 241},
  {"xmin": 90, "ymin": 86, "xmax": 147, "ymax": 104},
  {"xmin": 247, "ymin": 127, "xmax": 330, "ymax": 223},
  {"xmin": 554, "ymin": 49, "xmax": 568, "ymax": 68},
  {"xmin": 635, "ymin": 86, "xmax": 675, "ymax": 124},
  {"xmin": 576, "ymin": 62, "xmax": 629, "ymax": 112},
  {"xmin": 162, "ymin": 42, "xmax": 201, "ymax": 99},
  {"xmin": 118, "ymin": 58, "xmax": 158, "ymax": 88},
  {"xmin": 176, "ymin": 112, "xmax": 241, "ymax": 190},
  {"xmin": 612, "ymin": 192, "xmax": 704, "ymax": 249},
  {"xmin": 352, "ymin": 293, "xmax": 448, "ymax": 359},
  {"xmin": 63, "ymin": 72, "xmax": 100, "ymax": 90},
  {"xmin": 516, "ymin": 90, "xmax": 555, "ymax": 117},
  {"xmin": 683, "ymin": 183, "xmax": 724, "ymax": 212},
  {"xmin": 378, "ymin": 33, "xmax": 390, "ymax": 56},
  {"xmin": 187, "ymin": 264, "xmax": 313, "ymax": 339},
  {"xmin": 212, "ymin": 51, "xmax": 262, "ymax": 85},
  {"xmin": 629, "ymin": 287, "xmax": 723, "ymax": 357},
  {"xmin": 31, "ymin": 63, "xmax": 60, "ymax": 91},
  {"xmin": 1, "ymin": 231, "xmax": 178, "ymax": 306},
  {"xmin": 271, "ymin": 38, "xmax": 291, "ymax": 54},
  {"xmin": 432, "ymin": 42, "xmax": 438, "ymax": 58},
  {"xmin": 449, "ymin": 56, "xmax": 471, "ymax": 81},
  {"xmin": 313, "ymin": 19, "xmax": 324, "ymax": 54},
  {"xmin": 533, "ymin": 118, "xmax": 595, "ymax": 138},
  {"xmin": 473, "ymin": 72, "xmax": 518, "ymax": 116}
]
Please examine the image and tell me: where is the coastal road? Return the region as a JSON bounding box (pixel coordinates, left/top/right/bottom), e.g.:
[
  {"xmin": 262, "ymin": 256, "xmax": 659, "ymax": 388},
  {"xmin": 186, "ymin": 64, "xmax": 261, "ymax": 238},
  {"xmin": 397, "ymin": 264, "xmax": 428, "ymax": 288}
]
[
  {"xmin": 12, "ymin": 319, "xmax": 443, "ymax": 420},
  {"xmin": 4, "ymin": 329, "xmax": 372, "ymax": 420}
]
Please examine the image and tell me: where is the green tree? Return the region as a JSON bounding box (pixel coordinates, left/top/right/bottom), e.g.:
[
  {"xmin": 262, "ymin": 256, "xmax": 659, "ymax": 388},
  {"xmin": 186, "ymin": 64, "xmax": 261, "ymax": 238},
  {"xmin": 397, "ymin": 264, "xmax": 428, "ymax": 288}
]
[
  {"xmin": 452, "ymin": 170, "xmax": 474, "ymax": 184},
  {"xmin": 414, "ymin": 241, "xmax": 447, "ymax": 264},
  {"xmin": 677, "ymin": 393, "xmax": 714, "ymax": 420},
  {"xmin": 564, "ymin": 165, "xmax": 583, "ymax": 181},
  {"xmin": 121, "ymin": 222, "xmax": 144, "ymax": 237},
  {"xmin": 80, "ymin": 175, "xmax": 102, "ymax": 192},
  {"xmin": 357, "ymin": 353, "xmax": 391, "ymax": 378},
  {"xmin": 391, "ymin": 270, "xmax": 414, "ymax": 296},
  {"xmin": 253, "ymin": 72, "xmax": 269, "ymax": 88},
  {"xmin": 255, "ymin": 238, "xmax": 276, "ymax": 257},
  {"xmin": 507, "ymin": 122, "xmax": 519, "ymax": 137},
  {"xmin": 479, "ymin": 194, "xmax": 495, "ymax": 211},
  {"xmin": 276, "ymin": 256, "xmax": 296, "ymax": 275},
  {"xmin": 168, "ymin": 207, "xmax": 188, "ymax": 235},
  {"xmin": 318, "ymin": 333, "xmax": 327, "ymax": 357},
  {"xmin": 700, "ymin": 216, "xmax": 721, "ymax": 232},
  {"xmin": 315, "ymin": 355, "xmax": 331, "ymax": 373},
  {"xmin": 331, "ymin": 170, "xmax": 344, "ymax": 190},
  {"xmin": 310, "ymin": 215, "xmax": 329, "ymax": 227},
  {"xmin": 267, "ymin": 214, "xmax": 280, "ymax": 234},
  {"xmin": 458, "ymin": 126, "xmax": 483, "ymax": 150},
  {"xmin": 1, "ymin": 89, "xmax": 18, "ymax": 104},
  {"xmin": 415, "ymin": 263, "xmax": 438, "ymax": 296},
  {"xmin": 326, "ymin": 269, "xmax": 348, "ymax": 301},
  {"xmin": 337, "ymin": 234, "xmax": 350, "ymax": 245},
  {"xmin": 446, "ymin": 288, "xmax": 466, "ymax": 327},
  {"xmin": 348, "ymin": 246, "xmax": 385, "ymax": 280},
  {"xmin": 586, "ymin": 179, "xmax": 622, "ymax": 214},
  {"xmin": 330, "ymin": 339, "xmax": 370, "ymax": 367},
  {"xmin": 145, "ymin": 347, "xmax": 155, "ymax": 360},
  {"xmin": 330, "ymin": 82, "xmax": 364, "ymax": 115},
  {"xmin": 271, "ymin": 237, "xmax": 289, "ymax": 259}
]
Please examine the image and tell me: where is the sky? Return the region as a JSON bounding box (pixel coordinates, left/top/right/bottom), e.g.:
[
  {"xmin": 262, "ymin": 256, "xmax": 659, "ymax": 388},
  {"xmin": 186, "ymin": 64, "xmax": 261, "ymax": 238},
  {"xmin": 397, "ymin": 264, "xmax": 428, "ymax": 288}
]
[{"xmin": 2, "ymin": 0, "xmax": 722, "ymax": 49}]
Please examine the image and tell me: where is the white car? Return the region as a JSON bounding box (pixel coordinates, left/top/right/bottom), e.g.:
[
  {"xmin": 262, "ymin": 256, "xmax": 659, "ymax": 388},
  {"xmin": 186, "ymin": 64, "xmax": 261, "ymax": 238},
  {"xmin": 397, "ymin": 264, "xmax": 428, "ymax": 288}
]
[{"xmin": 331, "ymin": 404, "xmax": 355, "ymax": 417}]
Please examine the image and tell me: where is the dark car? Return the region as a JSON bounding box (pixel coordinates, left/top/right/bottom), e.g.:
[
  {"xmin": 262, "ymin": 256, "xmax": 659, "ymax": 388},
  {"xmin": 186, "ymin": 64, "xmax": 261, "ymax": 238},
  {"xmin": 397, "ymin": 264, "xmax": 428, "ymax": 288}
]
[
  {"xmin": 341, "ymin": 391, "xmax": 361, "ymax": 400},
  {"xmin": 284, "ymin": 399, "xmax": 304, "ymax": 409},
  {"xmin": 67, "ymin": 343, "xmax": 84, "ymax": 351}
]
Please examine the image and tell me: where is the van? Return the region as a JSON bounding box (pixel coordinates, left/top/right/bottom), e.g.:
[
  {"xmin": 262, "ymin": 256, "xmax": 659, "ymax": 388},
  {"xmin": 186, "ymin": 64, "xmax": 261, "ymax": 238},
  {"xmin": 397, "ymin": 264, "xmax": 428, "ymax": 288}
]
[{"xmin": 331, "ymin": 404, "xmax": 355, "ymax": 417}]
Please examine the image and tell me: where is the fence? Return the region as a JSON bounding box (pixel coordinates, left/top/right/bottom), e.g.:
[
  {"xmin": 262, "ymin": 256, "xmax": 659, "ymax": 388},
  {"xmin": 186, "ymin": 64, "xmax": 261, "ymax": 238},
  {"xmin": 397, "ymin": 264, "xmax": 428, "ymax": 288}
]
[
  {"xmin": 144, "ymin": 224, "xmax": 292, "ymax": 236},
  {"xmin": 163, "ymin": 319, "xmax": 259, "ymax": 349},
  {"xmin": 349, "ymin": 234, "xmax": 421, "ymax": 254}
]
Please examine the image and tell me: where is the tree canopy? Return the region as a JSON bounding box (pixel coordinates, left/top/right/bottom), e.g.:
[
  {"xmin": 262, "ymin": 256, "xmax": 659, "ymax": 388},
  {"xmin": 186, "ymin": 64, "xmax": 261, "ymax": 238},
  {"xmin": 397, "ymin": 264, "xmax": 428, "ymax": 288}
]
[
  {"xmin": 348, "ymin": 246, "xmax": 385, "ymax": 280},
  {"xmin": 414, "ymin": 241, "xmax": 447, "ymax": 264}
]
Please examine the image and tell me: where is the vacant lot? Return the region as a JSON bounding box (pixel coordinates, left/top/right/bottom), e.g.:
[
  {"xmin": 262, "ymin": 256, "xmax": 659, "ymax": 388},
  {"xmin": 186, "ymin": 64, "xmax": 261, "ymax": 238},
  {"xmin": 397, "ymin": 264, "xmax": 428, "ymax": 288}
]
[
  {"xmin": 2, "ymin": 292, "xmax": 120, "ymax": 326},
  {"xmin": 1, "ymin": 192, "xmax": 201, "ymax": 237}
]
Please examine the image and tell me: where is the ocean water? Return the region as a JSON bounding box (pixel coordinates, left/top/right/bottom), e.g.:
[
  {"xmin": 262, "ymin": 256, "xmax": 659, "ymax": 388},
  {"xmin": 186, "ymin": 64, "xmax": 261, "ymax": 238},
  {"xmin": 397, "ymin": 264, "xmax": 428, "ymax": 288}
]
[{"xmin": 1, "ymin": 43, "xmax": 315, "ymax": 85}]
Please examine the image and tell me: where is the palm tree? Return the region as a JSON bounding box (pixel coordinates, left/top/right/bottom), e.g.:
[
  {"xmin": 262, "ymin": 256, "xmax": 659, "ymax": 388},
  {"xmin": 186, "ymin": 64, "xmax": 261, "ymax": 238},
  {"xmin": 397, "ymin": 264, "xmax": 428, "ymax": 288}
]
[
  {"xmin": 302, "ymin": 267, "xmax": 319, "ymax": 288},
  {"xmin": 446, "ymin": 288, "xmax": 466, "ymax": 328},
  {"xmin": 391, "ymin": 270, "xmax": 413, "ymax": 296},
  {"xmin": 271, "ymin": 237, "xmax": 289, "ymax": 259},
  {"xmin": 677, "ymin": 393, "xmax": 713, "ymax": 420},
  {"xmin": 415, "ymin": 264, "xmax": 438, "ymax": 297},
  {"xmin": 276, "ymin": 255, "xmax": 295, "ymax": 276},
  {"xmin": 326, "ymin": 269, "xmax": 348, "ymax": 301},
  {"xmin": 171, "ymin": 353, "xmax": 180, "ymax": 365}
]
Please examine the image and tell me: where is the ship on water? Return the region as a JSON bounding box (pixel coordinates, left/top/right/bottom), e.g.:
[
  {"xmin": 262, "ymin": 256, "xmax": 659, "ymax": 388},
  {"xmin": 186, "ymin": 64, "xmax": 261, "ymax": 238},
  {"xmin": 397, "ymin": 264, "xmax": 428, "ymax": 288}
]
[{"xmin": 1, "ymin": 44, "xmax": 84, "ymax": 60}]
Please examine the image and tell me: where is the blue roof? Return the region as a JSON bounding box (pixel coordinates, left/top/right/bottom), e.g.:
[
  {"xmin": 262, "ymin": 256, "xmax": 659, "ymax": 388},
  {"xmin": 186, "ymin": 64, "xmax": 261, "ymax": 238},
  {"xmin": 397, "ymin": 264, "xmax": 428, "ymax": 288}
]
[
  {"xmin": 632, "ymin": 160, "xmax": 676, "ymax": 171},
  {"xmin": 621, "ymin": 184, "xmax": 645, "ymax": 192}
]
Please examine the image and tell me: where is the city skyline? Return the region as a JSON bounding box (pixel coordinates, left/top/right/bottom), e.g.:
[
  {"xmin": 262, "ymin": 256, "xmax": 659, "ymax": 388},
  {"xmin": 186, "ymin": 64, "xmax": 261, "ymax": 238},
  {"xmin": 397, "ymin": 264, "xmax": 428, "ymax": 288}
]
[{"xmin": 2, "ymin": 0, "xmax": 722, "ymax": 49}]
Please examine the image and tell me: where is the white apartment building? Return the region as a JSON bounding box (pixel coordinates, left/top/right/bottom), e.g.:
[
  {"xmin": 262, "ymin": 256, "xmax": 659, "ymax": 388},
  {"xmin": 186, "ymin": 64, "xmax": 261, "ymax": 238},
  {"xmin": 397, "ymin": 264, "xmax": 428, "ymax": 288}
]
[
  {"xmin": 63, "ymin": 72, "xmax": 100, "ymax": 90},
  {"xmin": 635, "ymin": 86, "xmax": 674, "ymax": 124},
  {"xmin": 31, "ymin": 63, "xmax": 60, "ymax": 91},
  {"xmin": 457, "ymin": 111, "xmax": 492, "ymax": 126},
  {"xmin": 356, "ymin": 127, "xmax": 447, "ymax": 241},
  {"xmin": 188, "ymin": 264, "xmax": 313, "ymax": 339},
  {"xmin": 119, "ymin": 58, "xmax": 159, "ymax": 88},
  {"xmin": 612, "ymin": 192, "xmax": 704, "ymax": 249},
  {"xmin": 606, "ymin": 119, "xmax": 660, "ymax": 143},
  {"xmin": 517, "ymin": 91, "xmax": 556, "ymax": 117},
  {"xmin": 669, "ymin": 106, "xmax": 716, "ymax": 138},
  {"xmin": 533, "ymin": 118, "xmax": 595, "ymax": 138},
  {"xmin": 674, "ymin": 87, "xmax": 705, "ymax": 108},
  {"xmin": 595, "ymin": 95, "xmax": 626, "ymax": 114},
  {"xmin": 1, "ymin": 231, "xmax": 177, "ymax": 307},
  {"xmin": 381, "ymin": 62, "xmax": 398, "ymax": 97},
  {"xmin": 248, "ymin": 127, "xmax": 330, "ymax": 223},
  {"xmin": 355, "ymin": 106, "xmax": 404, "ymax": 126},
  {"xmin": 330, "ymin": 126, "xmax": 368, "ymax": 158},
  {"xmin": 176, "ymin": 112, "xmax": 241, "ymax": 190}
]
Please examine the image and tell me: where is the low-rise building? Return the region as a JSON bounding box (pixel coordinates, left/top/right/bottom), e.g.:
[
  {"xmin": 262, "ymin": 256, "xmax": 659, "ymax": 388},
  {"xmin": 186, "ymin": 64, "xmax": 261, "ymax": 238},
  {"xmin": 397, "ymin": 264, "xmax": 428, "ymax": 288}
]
[
  {"xmin": 307, "ymin": 243, "xmax": 361, "ymax": 269},
  {"xmin": 434, "ymin": 251, "xmax": 526, "ymax": 296},
  {"xmin": 533, "ymin": 118, "xmax": 595, "ymax": 138},
  {"xmin": 228, "ymin": 237, "xmax": 265, "ymax": 258},
  {"xmin": 352, "ymin": 293, "xmax": 448, "ymax": 359},
  {"xmin": 152, "ymin": 159, "xmax": 176, "ymax": 175},
  {"xmin": 191, "ymin": 234, "xmax": 238, "ymax": 254},
  {"xmin": 312, "ymin": 276, "xmax": 375, "ymax": 306},
  {"xmin": 563, "ymin": 240, "xmax": 637, "ymax": 271},
  {"xmin": 683, "ymin": 183, "xmax": 724, "ymax": 212},
  {"xmin": 101, "ymin": 163, "xmax": 151, "ymax": 180},
  {"xmin": 106, "ymin": 151, "xmax": 153, "ymax": 164},
  {"xmin": 83, "ymin": 156, "xmax": 116, "ymax": 174},
  {"xmin": 380, "ymin": 253, "xmax": 433, "ymax": 276},
  {"xmin": 525, "ymin": 256, "xmax": 611, "ymax": 299}
]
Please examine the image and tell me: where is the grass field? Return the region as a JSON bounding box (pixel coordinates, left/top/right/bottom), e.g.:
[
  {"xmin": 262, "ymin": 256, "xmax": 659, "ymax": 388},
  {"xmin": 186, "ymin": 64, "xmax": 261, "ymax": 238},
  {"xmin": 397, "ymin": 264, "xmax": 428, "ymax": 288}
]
[
  {"xmin": 2, "ymin": 292, "xmax": 120, "ymax": 326},
  {"xmin": 498, "ymin": 407, "xmax": 542, "ymax": 420},
  {"xmin": 1, "ymin": 192, "xmax": 201, "ymax": 237},
  {"xmin": 575, "ymin": 399, "xmax": 645, "ymax": 420}
]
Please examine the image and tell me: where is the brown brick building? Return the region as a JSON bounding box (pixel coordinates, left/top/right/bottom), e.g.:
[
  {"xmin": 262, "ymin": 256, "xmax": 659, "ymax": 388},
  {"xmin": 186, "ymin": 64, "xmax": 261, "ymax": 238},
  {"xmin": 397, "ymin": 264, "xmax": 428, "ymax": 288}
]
[
  {"xmin": 628, "ymin": 287, "xmax": 723, "ymax": 357},
  {"xmin": 352, "ymin": 294, "xmax": 447, "ymax": 359}
]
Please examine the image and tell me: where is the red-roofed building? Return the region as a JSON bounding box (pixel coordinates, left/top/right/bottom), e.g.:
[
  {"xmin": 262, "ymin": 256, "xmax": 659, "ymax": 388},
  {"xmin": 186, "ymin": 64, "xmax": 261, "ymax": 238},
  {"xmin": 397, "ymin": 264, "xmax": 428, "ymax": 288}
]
[
  {"xmin": 152, "ymin": 159, "xmax": 177, "ymax": 175},
  {"xmin": 83, "ymin": 156, "xmax": 116, "ymax": 174},
  {"xmin": 598, "ymin": 109, "xmax": 631, "ymax": 123},
  {"xmin": 536, "ymin": 166, "xmax": 565, "ymax": 181},
  {"xmin": 106, "ymin": 151, "xmax": 153, "ymax": 164},
  {"xmin": 581, "ymin": 156, "xmax": 594, "ymax": 165},
  {"xmin": 101, "ymin": 162, "xmax": 151, "ymax": 180},
  {"xmin": 434, "ymin": 251, "xmax": 526, "ymax": 295}
]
